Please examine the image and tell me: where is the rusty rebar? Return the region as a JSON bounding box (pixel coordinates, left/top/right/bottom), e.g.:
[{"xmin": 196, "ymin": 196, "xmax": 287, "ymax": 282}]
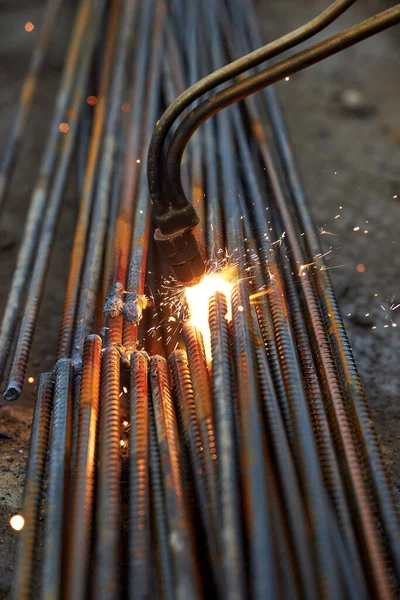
[
  {"xmin": 230, "ymin": 280, "xmax": 276, "ymax": 599},
  {"xmin": 208, "ymin": 292, "xmax": 245, "ymax": 598},
  {"xmin": 168, "ymin": 348, "xmax": 221, "ymax": 591},
  {"xmin": 0, "ymin": 0, "xmax": 93, "ymax": 386},
  {"xmin": 4, "ymin": 0, "xmax": 400, "ymax": 596},
  {"xmin": 40, "ymin": 358, "xmax": 74, "ymax": 600},
  {"xmin": 3, "ymin": 0, "xmax": 106, "ymax": 401},
  {"xmin": 122, "ymin": 0, "xmax": 166, "ymax": 352},
  {"xmin": 129, "ymin": 351, "xmax": 151, "ymax": 600},
  {"xmin": 181, "ymin": 324, "xmax": 219, "ymax": 520},
  {"xmin": 56, "ymin": 0, "xmax": 122, "ymax": 360},
  {"xmin": 65, "ymin": 334, "xmax": 102, "ymax": 600},
  {"xmin": 149, "ymin": 354, "xmax": 200, "ymax": 599},
  {"xmin": 13, "ymin": 373, "xmax": 54, "ymax": 600},
  {"xmin": 93, "ymin": 346, "xmax": 121, "ymax": 600},
  {"xmin": 71, "ymin": 0, "xmax": 138, "ymax": 363},
  {"xmin": 104, "ymin": 0, "xmax": 158, "ymax": 349}
]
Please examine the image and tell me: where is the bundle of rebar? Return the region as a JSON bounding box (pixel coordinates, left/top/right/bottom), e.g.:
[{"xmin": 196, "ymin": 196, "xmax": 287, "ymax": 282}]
[{"xmin": 2, "ymin": 0, "xmax": 400, "ymax": 598}]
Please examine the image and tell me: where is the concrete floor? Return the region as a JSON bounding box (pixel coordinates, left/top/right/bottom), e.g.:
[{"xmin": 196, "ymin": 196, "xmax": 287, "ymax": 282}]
[{"xmin": 0, "ymin": 0, "xmax": 400, "ymax": 597}]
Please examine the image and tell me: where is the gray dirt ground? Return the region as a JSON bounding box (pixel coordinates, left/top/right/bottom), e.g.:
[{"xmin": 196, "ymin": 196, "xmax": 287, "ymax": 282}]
[{"xmin": 0, "ymin": 0, "xmax": 399, "ymax": 597}]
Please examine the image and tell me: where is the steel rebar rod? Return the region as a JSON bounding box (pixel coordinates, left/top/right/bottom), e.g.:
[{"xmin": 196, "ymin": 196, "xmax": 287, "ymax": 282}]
[
  {"xmin": 0, "ymin": 0, "xmax": 94, "ymax": 386},
  {"xmin": 94, "ymin": 346, "xmax": 121, "ymax": 600},
  {"xmin": 40, "ymin": 358, "xmax": 74, "ymax": 600},
  {"xmin": 129, "ymin": 351, "xmax": 151, "ymax": 600},
  {"xmin": 56, "ymin": 0, "xmax": 122, "ymax": 360},
  {"xmin": 71, "ymin": 0, "xmax": 138, "ymax": 364},
  {"xmin": 149, "ymin": 354, "xmax": 200, "ymax": 599},
  {"xmin": 12, "ymin": 373, "xmax": 54, "ymax": 600},
  {"xmin": 65, "ymin": 334, "xmax": 102, "ymax": 600},
  {"xmin": 3, "ymin": 0, "xmax": 106, "ymax": 401}
]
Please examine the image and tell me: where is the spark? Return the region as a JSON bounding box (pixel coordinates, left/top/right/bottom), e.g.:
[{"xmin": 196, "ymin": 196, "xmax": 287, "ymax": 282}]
[
  {"xmin": 25, "ymin": 22, "xmax": 34, "ymax": 32},
  {"xmin": 59, "ymin": 123, "xmax": 69, "ymax": 133},
  {"xmin": 185, "ymin": 266, "xmax": 236, "ymax": 362},
  {"xmin": 353, "ymin": 227, "xmax": 360, "ymax": 231},
  {"xmin": 123, "ymin": 421, "xmax": 129, "ymax": 427},
  {"xmin": 123, "ymin": 386, "xmax": 128, "ymax": 394},
  {"xmin": 28, "ymin": 376, "xmax": 34, "ymax": 383},
  {"xmin": 87, "ymin": 95, "xmax": 97, "ymax": 106},
  {"xmin": 10, "ymin": 515, "xmax": 24, "ymax": 531},
  {"xmin": 285, "ymin": 77, "xmax": 290, "ymax": 81},
  {"xmin": 299, "ymin": 262, "xmax": 315, "ymax": 276},
  {"xmin": 320, "ymin": 264, "xmax": 346, "ymax": 271},
  {"xmin": 272, "ymin": 231, "xmax": 286, "ymax": 246},
  {"xmin": 319, "ymin": 227, "xmax": 338, "ymax": 236},
  {"xmin": 120, "ymin": 440, "xmax": 126, "ymax": 447},
  {"xmin": 356, "ymin": 264, "xmax": 365, "ymax": 273}
]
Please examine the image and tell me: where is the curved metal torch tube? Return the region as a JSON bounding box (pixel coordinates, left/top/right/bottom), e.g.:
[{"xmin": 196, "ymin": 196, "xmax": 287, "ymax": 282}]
[
  {"xmin": 163, "ymin": 4, "xmax": 400, "ymax": 215},
  {"xmin": 147, "ymin": 0, "xmax": 358, "ymax": 218}
]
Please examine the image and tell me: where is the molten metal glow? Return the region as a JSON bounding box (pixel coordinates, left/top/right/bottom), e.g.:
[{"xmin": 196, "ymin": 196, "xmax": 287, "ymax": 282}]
[
  {"xmin": 10, "ymin": 514, "xmax": 25, "ymax": 531},
  {"xmin": 185, "ymin": 269, "xmax": 234, "ymax": 362}
]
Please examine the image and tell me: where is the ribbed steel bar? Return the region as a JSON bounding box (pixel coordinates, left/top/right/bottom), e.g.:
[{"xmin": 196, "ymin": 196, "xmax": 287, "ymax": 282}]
[
  {"xmin": 0, "ymin": 0, "xmax": 93, "ymax": 386},
  {"xmin": 148, "ymin": 384, "xmax": 174, "ymax": 599},
  {"xmin": 104, "ymin": 0, "xmax": 157, "ymax": 348},
  {"xmin": 56, "ymin": 0, "xmax": 122, "ymax": 360},
  {"xmin": 0, "ymin": 0, "xmax": 64, "ymax": 215},
  {"xmin": 149, "ymin": 355, "xmax": 200, "ymax": 599},
  {"xmin": 12, "ymin": 373, "xmax": 54, "ymax": 600},
  {"xmin": 129, "ymin": 351, "xmax": 151, "ymax": 600},
  {"xmin": 235, "ymin": 1, "xmax": 400, "ymax": 590},
  {"xmin": 231, "ymin": 105, "xmax": 349, "ymax": 597},
  {"xmin": 4, "ymin": 0, "xmax": 400, "ymax": 597},
  {"xmin": 3, "ymin": 0, "xmax": 106, "ymax": 402},
  {"xmin": 230, "ymin": 79, "xmax": 367, "ymax": 588},
  {"xmin": 230, "ymin": 279, "xmax": 276, "ymax": 599},
  {"xmin": 168, "ymin": 349, "xmax": 221, "ymax": 592},
  {"xmin": 265, "ymin": 84, "xmax": 400, "ymax": 584},
  {"xmin": 208, "ymin": 292, "xmax": 245, "ymax": 599},
  {"xmin": 207, "ymin": 12, "xmax": 340, "ymax": 592},
  {"xmin": 71, "ymin": 0, "xmax": 138, "ymax": 363},
  {"xmin": 65, "ymin": 334, "xmax": 102, "ymax": 600},
  {"xmin": 250, "ymin": 305, "xmax": 321, "ymax": 599},
  {"xmin": 41, "ymin": 358, "xmax": 74, "ymax": 600},
  {"xmin": 122, "ymin": 0, "xmax": 166, "ymax": 353},
  {"xmin": 93, "ymin": 346, "xmax": 121, "ymax": 600},
  {"xmin": 181, "ymin": 324, "xmax": 219, "ymax": 518},
  {"xmin": 239, "ymin": 80, "xmax": 387, "ymax": 596}
]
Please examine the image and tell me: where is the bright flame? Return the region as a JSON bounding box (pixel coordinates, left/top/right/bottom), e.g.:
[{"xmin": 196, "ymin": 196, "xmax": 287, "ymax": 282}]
[
  {"xmin": 10, "ymin": 515, "xmax": 25, "ymax": 531},
  {"xmin": 185, "ymin": 268, "xmax": 234, "ymax": 362}
]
